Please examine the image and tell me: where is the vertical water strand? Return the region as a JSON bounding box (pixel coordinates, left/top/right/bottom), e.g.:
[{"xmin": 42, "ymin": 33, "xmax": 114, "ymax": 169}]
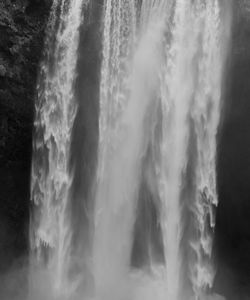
[
  {"xmin": 139, "ymin": 0, "xmax": 172, "ymax": 30},
  {"xmin": 30, "ymin": 0, "xmax": 59, "ymax": 262},
  {"xmin": 94, "ymin": 0, "xmax": 137, "ymax": 298},
  {"xmin": 190, "ymin": 0, "xmax": 223, "ymax": 298},
  {"xmin": 31, "ymin": 0, "xmax": 84, "ymax": 297},
  {"xmin": 159, "ymin": 2, "xmax": 196, "ymax": 299},
  {"xmin": 137, "ymin": 1, "xmax": 228, "ymax": 299},
  {"xmin": 99, "ymin": 0, "xmax": 136, "ymax": 150}
]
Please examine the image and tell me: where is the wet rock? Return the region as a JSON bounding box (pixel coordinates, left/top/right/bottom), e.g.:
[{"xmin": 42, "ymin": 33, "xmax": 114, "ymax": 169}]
[
  {"xmin": 215, "ymin": 1, "xmax": 250, "ymax": 299},
  {"xmin": 0, "ymin": 0, "xmax": 52, "ymax": 298},
  {"xmin": 0, "ymin": 65, "xmax": 6, "ymax": 77}
]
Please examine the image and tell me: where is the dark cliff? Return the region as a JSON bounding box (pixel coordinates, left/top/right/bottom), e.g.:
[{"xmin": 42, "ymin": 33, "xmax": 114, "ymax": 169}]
[
  {"xmin": 216, "ymin": 1, "xmax": 250, "ymax": 299},
  {"xmin": 0, "ymin": 0, "xmax": 51, "ymax": 298}
]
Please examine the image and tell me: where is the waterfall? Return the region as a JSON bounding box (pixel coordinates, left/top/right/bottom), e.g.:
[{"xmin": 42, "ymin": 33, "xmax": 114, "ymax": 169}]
[
  {"xmin": 93, "ymin": 1, "xmax": 137, "ymax": 298},
  {"xmin": 157, "ymin": 1, "xmax": 223, "ymax": 299},
  {"xmin": 30, "ymin": 0, "xmax": 84, "ymax": 297},
  {"xmin": 30, "ymin": 0, "xmax": 230, "ymax": 299},
  {"xmin": 94, "ymin": 1, "xmax": 228, "ymax": 300}
]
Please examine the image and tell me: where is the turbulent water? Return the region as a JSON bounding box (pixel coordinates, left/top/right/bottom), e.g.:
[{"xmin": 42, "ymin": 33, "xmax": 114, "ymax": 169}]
[
  {"xmin": 30, "ymin": 0, "xmax": 84, "ymax": 297},
  {"xmin": 30, "ymin": 0, "xmax": 231, "ymax": 300}
]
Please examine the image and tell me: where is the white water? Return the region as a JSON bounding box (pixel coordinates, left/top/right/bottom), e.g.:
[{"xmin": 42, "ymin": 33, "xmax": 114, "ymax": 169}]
[
  {"xmin": 30, "ymin": 0, "xmax": 84, "ymax": 297},
  {"xmin": 158, "ymin": 2, "xmax": 223, "ymax": 299},
  {"xmin": 94, "ymin": 1, "xmax": 228, "ymax": 300},
  {"xmin": 93, "ymin": 1, "xmax": 137, "ymax": 298},
  {"xmin": 30, "ymin": 0, "xmax": 230, "ymax": 300}
]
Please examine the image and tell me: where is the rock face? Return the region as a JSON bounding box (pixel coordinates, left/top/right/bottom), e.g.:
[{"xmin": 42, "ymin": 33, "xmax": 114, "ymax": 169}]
[
  {"xmin": 0, "ymin": 0, "xmax": 51, "ymax": 298},
  {"xmin": 215, "ymin": 1, "xmax": 250, "ymax": 299}
]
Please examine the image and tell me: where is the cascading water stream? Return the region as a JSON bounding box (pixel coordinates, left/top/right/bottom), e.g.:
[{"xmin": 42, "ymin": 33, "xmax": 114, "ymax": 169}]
[
  {"xmin": 94, "ymin": 1, "xmax": 228, "ymax": 300},
  {"xmin": 188, "ymin": 2, "xmax": 223, "ymax": 297},
  {"xmin": 30, "ymin": 0, "xmax": 84, "ymax": 297},
  {"xmin": 30, "ymin": 0, "xmax": 231, "ymax": 299},
  {"xmin": 157, "ymin": 1, "xmax": 224, "ymax": 299},
  {"xmin": 93, "ymin": 1, "xmax": 137, "ymax": 297}
]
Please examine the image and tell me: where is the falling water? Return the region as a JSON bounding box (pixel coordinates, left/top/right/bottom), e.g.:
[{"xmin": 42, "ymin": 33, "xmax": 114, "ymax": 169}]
[
  {"xmin": 94, "ymin": 1, "xmax": 228, "ymax": 300},
  {"xmin": 93, "ymin": 1, "xmax": 137, "ymax": 298},
  {"xmin": 30, "ymin": 0, "xmax": 84, "ymax": 297},
  {"xmin": 158, "ymin": 1, "xmax": 223, "ymax": 299},
  {"xmin": 30, "ymin": 0, "xmax": 230, "ymax": 300}
]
